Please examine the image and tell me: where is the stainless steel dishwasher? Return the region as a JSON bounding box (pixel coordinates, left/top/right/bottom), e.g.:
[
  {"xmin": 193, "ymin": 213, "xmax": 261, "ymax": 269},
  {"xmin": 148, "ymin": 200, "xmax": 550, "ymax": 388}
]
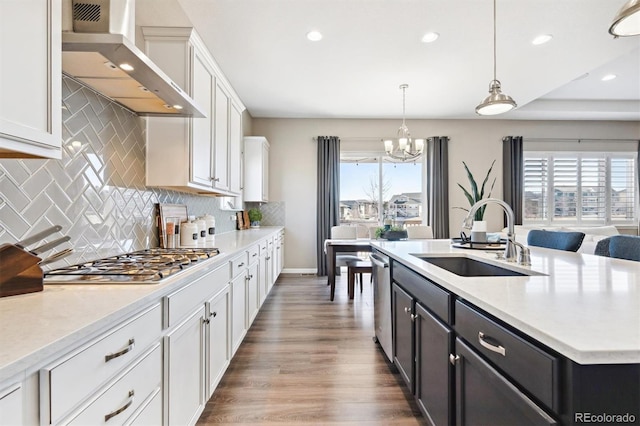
[{"xmin": 370, "ymin": 250, "xmax": 392, "ymax": 362}]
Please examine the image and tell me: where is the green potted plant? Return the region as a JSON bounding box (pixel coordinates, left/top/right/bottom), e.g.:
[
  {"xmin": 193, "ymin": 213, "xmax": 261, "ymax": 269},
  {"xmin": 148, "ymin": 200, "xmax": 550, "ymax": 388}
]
[
  {"xmin": 248, "ymin": 208, "xmax": 263, "ymax": 227},
  {"xmin": 455, "ymin": 160, "xmax": 497, "ymax": 221},
  {"xmin": 382, "ymin": 225, "xmax": 407, "ymax": 241}
]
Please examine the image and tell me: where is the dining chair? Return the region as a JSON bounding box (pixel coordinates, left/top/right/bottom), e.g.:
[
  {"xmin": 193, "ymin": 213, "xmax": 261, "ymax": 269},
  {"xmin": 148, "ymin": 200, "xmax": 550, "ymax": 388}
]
[
  {"xmin": 330, "ymin": 225, "xmax": 372, "ymax": 289},
  {"xmin": 527, "ymin": 230, "xmax": 585, "ymax": 252},
  {"xmin": 608, "ymin": 235, "xmax": 640, "ymax": 261},
  {"xmin": 406, "ymin": 225, "xmax": 434, "ymax": 239},
  {"xmin": 330, "ymin": 226, "xmax": 361, "ymax": 276}
]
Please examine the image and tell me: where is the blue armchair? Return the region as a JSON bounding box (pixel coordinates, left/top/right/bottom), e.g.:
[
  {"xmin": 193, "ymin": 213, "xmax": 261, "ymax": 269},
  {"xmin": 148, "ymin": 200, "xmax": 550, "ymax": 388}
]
[{"xmin": 527, "ymin": 230, "xmax": 586, "ymax": 252}]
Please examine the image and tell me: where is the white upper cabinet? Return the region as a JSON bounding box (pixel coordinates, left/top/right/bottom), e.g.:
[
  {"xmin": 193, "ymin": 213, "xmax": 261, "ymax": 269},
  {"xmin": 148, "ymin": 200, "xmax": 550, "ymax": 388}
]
[
  {"xmin": 142, "ymin": 26, "xmax": 245, "ymax": 196},
  {"xmin": 244, "ymin": 137, "xmax": 270, "ymax": 202},
  {"xmin": 0, "ymin": 0, "xmax": 61, "ymax": 159}
]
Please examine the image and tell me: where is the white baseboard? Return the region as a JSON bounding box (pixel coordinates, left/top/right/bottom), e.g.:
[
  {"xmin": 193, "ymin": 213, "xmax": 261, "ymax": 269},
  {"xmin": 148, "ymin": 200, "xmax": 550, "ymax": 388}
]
[{"xmin": 282, "ymin": 268, "xmax": 317, "ymax": 275}]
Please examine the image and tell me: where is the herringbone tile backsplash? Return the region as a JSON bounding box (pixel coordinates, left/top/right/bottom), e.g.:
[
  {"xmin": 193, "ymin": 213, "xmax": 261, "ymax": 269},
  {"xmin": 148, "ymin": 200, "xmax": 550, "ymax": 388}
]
[{"xmin": 0, "ymin": 76, "xmax": 245, "ymax": 264}]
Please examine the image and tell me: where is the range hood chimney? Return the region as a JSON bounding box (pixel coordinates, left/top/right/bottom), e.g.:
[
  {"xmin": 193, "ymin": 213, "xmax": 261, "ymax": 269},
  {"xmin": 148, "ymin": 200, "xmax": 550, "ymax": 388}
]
[{"xmin": 61, "ymin": 0, "xmax": 205, "ymax": 117}]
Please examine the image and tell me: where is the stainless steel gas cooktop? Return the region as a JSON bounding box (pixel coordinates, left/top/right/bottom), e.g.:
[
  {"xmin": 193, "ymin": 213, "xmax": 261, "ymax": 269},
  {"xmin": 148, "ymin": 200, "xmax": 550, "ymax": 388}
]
[{"xmin": 44, "ymin": 248, "xmax": 220, "ymax": 284}]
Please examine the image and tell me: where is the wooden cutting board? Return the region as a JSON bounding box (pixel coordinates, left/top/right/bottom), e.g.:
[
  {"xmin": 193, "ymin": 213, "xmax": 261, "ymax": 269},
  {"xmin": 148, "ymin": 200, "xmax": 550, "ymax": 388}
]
[{"xmin": 156, "ymin": 204, "xmax": 188, "ymax": 247}]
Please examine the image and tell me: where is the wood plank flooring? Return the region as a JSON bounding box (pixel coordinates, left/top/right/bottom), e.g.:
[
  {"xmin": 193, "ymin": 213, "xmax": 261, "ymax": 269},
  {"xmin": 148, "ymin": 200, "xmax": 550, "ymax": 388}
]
[{"xmin": 197, "ymin": 273, "xmax": 427, "ymax": 425}]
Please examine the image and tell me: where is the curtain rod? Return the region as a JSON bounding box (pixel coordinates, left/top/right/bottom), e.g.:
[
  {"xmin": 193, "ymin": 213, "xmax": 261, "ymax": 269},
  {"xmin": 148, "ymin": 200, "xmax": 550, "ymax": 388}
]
[{"xmin": 524, "ymin": 138, "xmax": 639, "ymax": 143}]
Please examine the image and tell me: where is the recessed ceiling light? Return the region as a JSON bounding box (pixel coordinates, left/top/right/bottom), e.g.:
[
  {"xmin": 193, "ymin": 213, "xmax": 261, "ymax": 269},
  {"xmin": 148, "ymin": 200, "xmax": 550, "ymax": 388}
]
[
  {"xmin": 119, "ymin": 63, "xmax": 134, "ymax": 72},
  {"xmin": 601, "ymin": 74, "xmax": 617, "ymax": 81},
  {"xmin": 532, "ymin": 34, "xmax": 553, "ymax": 45},
  {"xmin": 421, "ymin": 32, "xmax": 439, "ymax": 43},
  {"xmin": 306, "ymin": 31, "xmax": 323, "ymax": 41},
  {"xmin": 173, "ymin": 105, "xmax": 184, "ymax": 110}
]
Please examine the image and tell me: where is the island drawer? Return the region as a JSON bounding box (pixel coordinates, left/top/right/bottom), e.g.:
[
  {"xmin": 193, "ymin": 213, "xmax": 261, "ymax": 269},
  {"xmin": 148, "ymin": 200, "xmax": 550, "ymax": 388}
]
[
  {"xmin": 455, "ymin": 300, "xmax": 559, "ymax": 411},
  {"xmin": 165, "ymin": 263, "xmax": 229, "ymax": 328},
  {"xmin": 392, "ymin": 261, "xmax": 452, "ymax": 324},
  {"xmin": 66, "ymin": 344, "xmax": 161, "ymax": 425},
  {"xmin": 41, "ymin": 304, "xmax": 162, "ymax": 424}
]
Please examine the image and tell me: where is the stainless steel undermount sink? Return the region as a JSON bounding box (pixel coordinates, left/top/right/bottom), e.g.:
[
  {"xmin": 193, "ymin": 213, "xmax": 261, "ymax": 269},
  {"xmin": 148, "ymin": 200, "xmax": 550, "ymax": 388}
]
[{"xmin": 413, "ymin": 255, "xmax": 531, "ymax": 277}]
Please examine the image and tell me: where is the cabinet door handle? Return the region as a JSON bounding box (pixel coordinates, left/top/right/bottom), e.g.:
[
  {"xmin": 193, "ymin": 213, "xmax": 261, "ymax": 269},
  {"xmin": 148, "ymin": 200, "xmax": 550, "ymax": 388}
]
[
  {"xmin": 238, "ymin": 262, "xmax": 245, "ymax": 267},
  {"xmin": 404, "ymin": 307, "xmax": 411, "ymax": 315},
  {"xmin": 212, "ymin": 311, "xmax": 217, "ymax": 318},
  {"xmin": 449, "ymin": 354, "xmax": 460, "ymax": 365},
  {"xmin": 410, "ymin": 314, "xmax": 418, "ymax": 322},
  {"xmin": 478, "ymin": 332, "xmax": 506, "ymax": 356},
  {"xmin": 105, "ymin": 339, "xmax": 135, "ymax": 362},
  {"xmin": 211, "ymin": 177, "xmax": 220, "ymax": 182},
  {"xmin": 104, "ymin": 390, "xmax": 134, "ymax": 422}
]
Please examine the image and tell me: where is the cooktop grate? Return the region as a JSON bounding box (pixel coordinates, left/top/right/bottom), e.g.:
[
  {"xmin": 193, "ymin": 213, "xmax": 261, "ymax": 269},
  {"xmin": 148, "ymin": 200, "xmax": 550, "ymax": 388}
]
[{"xmin": 44, "ymin": 248, "xmax": 220, "ymax": 284}]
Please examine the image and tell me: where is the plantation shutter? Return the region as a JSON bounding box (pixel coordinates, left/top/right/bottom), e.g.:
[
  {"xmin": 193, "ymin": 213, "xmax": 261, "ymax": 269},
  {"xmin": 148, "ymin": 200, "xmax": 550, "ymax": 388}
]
[{"xmin": 523, "ymin": 155, "xmax": 548, "ymax": 221}]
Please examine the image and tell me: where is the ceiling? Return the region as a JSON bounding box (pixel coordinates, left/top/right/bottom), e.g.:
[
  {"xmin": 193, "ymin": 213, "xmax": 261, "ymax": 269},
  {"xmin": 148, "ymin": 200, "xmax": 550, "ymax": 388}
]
[{"xmin": 172, "ymin": 0, "xmax": 640, "ymax": 121}]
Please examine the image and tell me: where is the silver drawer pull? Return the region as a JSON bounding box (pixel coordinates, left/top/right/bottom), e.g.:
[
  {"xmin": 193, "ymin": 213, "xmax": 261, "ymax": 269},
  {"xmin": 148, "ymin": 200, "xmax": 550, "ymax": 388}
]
[
  {"xmin": 105, "ymin": 339, "xmax": 135, "ymax": 362},
  {"xmin": 104, "ymin": 390, "xmax": 134, "ymax": 422},
  {"xmin": 238, "ymin": 262, "xmax": 245, "ymax": 267},
  {"xmin": 478, "ymin": 332, "xmax": 506, "ymax": 356}
]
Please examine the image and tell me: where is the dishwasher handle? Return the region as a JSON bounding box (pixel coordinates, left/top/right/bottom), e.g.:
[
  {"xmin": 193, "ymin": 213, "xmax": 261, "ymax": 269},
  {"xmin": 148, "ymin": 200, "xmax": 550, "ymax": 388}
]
[{"xmin": 369, "ymin": 254, "xmax": 389, "ymax": 268}]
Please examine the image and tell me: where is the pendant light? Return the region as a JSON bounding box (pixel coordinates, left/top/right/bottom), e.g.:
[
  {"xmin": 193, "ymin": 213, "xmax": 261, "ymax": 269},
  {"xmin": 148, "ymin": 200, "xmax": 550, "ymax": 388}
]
[
  {"xmin": 609, "ymin": 0, "xmax": 640, "ymax": 37},
  {"xmin": 384, "ymin": 84, "xmax": 424, "ymax": 161},
  {"xmin": 475, "ymin": 0, "xmax": 517, "ymax": 116}
]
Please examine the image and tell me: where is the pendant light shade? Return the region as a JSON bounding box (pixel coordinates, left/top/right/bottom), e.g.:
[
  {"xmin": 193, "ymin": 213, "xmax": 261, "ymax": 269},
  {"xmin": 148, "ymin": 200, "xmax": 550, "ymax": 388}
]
[
  {"xmin": 476, "ymin": 80, "xmax": 517, "ymax": 115},
  {"xmin": 609, "ymin": 0, "xmax": 640, "ymax": 37},
  {"xmin": 476, "ymin": 0, "xmax": 516, "ymax": 116}
]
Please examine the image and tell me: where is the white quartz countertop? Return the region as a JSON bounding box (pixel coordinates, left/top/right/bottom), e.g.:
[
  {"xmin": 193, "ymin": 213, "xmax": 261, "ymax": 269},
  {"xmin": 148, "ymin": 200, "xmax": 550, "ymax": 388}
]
[
  {"xmin": 371, "ymin": 239, "xmax": 640, "ymax": 365},
  {"xmin": 0, "ymin": 227, "xmax": 282, "ymax": 383}
]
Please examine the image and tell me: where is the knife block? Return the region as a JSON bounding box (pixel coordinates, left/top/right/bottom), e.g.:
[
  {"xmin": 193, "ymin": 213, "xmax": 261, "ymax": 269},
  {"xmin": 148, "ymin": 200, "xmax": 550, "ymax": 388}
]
[{"xmin": 0, "ymin": 244, "xmax": 44, "ymax": 297}]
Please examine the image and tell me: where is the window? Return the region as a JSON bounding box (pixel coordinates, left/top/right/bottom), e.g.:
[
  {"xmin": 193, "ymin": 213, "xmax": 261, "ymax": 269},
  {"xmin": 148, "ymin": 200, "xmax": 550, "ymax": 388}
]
[
  {"xmin": 523, "ymin": 151, "xmax": 637, "ymax": 225},
  {"xmin": 339, "ymin": 154, "xmax": 424, "ymax": 227}
]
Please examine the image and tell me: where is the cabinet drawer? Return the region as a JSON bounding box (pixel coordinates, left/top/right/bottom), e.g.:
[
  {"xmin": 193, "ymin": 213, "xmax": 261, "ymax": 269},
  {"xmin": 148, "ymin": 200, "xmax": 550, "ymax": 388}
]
[
  {"xmin": 230, "ymin": 252, "xmax": 248, "ymax": 279},
  {"xmin": 165, "ymin": 263, "xmax": 229, "ymax": 328},
  {"xmin": 67, "ymin": 344, "xmax": 162, "ymax": 425},
  {"xmin": 455, "ymin": 300, "xmax": 559, "ymax": 411},
  {"xmin": 42, "ymin": 304, "xmax": 161, "ymax": 425},
  {"xmin": 393, "ymin": 261, "xmax": 451, "ymax": 324},
  {"xmin": 126, "ymin": 388, "xmax": 162, "ymax": 426},
  {"xmin": 247, "ymin": 244, "xmax": 260, "ymax": 263}
]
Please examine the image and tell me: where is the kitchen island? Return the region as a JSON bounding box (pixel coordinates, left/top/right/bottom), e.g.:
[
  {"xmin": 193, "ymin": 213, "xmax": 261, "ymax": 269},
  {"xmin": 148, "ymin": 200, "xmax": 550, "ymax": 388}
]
[{"xmin": 371, "ymin": 239, "xmax": 640, "ymax": 425}]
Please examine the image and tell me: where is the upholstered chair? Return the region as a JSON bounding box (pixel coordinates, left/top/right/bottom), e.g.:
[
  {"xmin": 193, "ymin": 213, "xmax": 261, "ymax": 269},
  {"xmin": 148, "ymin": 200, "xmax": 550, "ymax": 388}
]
[{"xmin": 527, "ymin": 230, "xmax": 585, "ymax": 252}]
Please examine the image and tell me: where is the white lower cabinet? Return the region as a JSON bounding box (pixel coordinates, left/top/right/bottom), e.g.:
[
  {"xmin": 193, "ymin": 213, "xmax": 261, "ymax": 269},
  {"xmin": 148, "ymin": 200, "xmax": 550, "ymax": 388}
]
[
  {"xmin": 67, "ymin": 344, "xmax": 162, "ymax": 425},
  {"xmin": 0, "ymin": 383, "xmax": 22, "ymax": 425},
  {"xmin": 164, "ymin": 262, "xmax": 230, "ymax": 425},
  {"xmin": 40, "ymin": 304, "xmax": 162, "ymax": 425},
  {"xmin": 247, "ymin": 262, "xmax": 260, "ymax": 326},
  {"xmin": 1, "ymin": 230, "xmax": 283, "ymax": 426},
  {"xmin": 165, "ymin": 305, "xmax": 206, "ymax": 426},
  {"xmin": 231, "ymin": 270, "xmax": 247, "ymax": 355},
  {"xmin": 206, "ymin": 287, "xmax": 230, "ymax": 398}
]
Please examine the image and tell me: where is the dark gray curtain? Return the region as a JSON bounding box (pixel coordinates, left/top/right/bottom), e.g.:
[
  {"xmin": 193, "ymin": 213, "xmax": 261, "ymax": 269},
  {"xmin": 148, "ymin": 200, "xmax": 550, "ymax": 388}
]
[
  {"xmin": 503, "ymin": 136, "xmax": 524, "ymax": 226},
  {"xmin": 316, "ymin": 136, "xmax": 341, "ymax": 276},
  {"xmin": 426, "ymin": 136, "xmax": 449, "ymax": 239}
]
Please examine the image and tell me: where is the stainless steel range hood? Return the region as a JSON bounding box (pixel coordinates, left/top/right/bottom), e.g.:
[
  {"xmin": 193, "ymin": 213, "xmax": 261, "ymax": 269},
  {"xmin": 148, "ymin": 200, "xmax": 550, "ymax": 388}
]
[{"xmin": 61, "ymin": 0, "xmax": 205, "ymax": 117}]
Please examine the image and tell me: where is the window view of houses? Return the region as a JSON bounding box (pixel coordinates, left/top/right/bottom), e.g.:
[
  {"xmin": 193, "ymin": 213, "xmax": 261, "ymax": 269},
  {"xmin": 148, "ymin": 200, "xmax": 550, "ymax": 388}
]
[
  {"xmin": 339, "ymin": 158, "xmax": 423, "ymax": 228},
  {"xmin": 523, "ymin": 154, "xmax": 637, "ymax": 224}
]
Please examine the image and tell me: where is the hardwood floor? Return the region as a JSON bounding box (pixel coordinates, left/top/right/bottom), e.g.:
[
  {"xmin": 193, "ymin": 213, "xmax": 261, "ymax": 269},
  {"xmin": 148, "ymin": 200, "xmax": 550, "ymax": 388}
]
[{"xmin": 197, "ymin": 273, "xmax": 427, "ymax": 425}]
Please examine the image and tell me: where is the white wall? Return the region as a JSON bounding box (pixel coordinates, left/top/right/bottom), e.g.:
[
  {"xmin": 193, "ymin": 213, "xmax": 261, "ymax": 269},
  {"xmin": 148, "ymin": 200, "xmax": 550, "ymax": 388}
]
[{"xmin": 252, "ymin": 118, "xmax": 640, "ymax": 271}]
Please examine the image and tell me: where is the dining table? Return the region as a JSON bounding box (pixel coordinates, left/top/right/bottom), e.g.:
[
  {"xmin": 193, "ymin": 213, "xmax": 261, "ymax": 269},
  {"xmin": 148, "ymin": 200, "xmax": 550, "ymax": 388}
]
[{"xmin": 324, "ymin": 238, "xmax": 373, "ymax": 301}]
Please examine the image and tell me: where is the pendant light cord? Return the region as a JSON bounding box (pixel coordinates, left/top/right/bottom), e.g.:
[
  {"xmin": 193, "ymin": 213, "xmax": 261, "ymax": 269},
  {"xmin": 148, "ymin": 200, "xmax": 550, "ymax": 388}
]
[{"xmin": 493, "ymin": 0, "xmax": 497, "ymax": 81}]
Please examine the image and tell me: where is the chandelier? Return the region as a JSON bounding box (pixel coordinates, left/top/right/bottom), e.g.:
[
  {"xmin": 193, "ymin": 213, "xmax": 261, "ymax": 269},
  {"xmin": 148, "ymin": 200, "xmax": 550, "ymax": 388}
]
[
  {"xmin": 475, "ymin": 0, "xmax": 517, "ymax": 115},
  {"xmin": 384, "ymin": 84, "xmax": 425, "ymax": 161}
]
